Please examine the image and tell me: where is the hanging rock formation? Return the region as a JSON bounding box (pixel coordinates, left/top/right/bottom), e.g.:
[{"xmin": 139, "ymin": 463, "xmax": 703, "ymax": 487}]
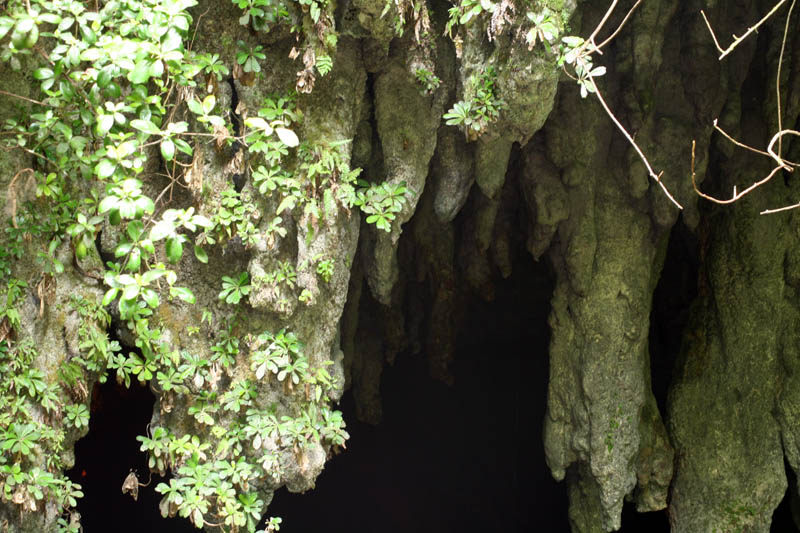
[{"xmin": 1, "ymin": 0, "xmax": 800, "ymax": 531}]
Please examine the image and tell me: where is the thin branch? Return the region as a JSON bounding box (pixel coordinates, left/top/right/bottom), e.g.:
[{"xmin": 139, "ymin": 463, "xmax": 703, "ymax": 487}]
[
  {"xmin": 767, "ymin": 129, "xmax": 800, "ymax": 168},
  {"xmin": 701, "ymin": 0, "xmax": 788, "ymax": 60},
  {"xmin": 690, "ymin": 139, "xmax": 790, "ymax": 205},
  {"xmin": 0, "ymin": 89, "xmax": 47, "ymax": 107},
  {"xmin": 589, "ymin": 74, "xmax": 683, "ymax": 210},
  {"xmin": 587, "ymin": 0, "xmax": 620, "ymax": 48},
  {"xmin": 189, "ymin": 6, "xmax": 211, "ymax": 52},
  {"xmin": 775, "ymin": 0, "xmax": 796, "ymax": 156},
  {"xmin": 596, "ymin": 0, "xmax": 642, "ymax": 52},
  {"xmin": 712, "ymin": 120, "xmax": 799, "ymax": 167},
  {"xmin": 8, "ymin": 169, "xmax": 34, "ymax": 229},
  {"xmin": 761, "ymin": 201, "xmax": 800, "ymax": 214},
  {"xmin": 713, "ymin": 119, "xmax": 773, "ymax": 158}
]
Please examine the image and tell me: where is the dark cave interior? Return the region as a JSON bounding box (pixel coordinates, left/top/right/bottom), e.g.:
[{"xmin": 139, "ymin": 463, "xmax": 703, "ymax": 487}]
[
  {"xmin": 70, "ymin": 248, "xmax": 651, "ymax": 532},
  {"xmin": 68, "ymin": 215, "xmax": 798, "ymax": 532}
]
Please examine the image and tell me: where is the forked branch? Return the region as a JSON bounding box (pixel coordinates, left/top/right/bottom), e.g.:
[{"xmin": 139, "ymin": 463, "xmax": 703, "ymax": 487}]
[{"xmin": 701, "ymin": 0, "xmax": 788, "ymax": 60}]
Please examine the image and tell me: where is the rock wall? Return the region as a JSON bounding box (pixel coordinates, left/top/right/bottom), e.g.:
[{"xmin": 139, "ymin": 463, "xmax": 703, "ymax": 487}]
[{"xmin": 1, "ymin": 0, "xmax": 799, "ymax": 531}]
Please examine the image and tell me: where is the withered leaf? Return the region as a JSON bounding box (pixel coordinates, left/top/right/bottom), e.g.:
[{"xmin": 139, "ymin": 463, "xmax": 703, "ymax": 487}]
[{"xmin": 121, "ymin": 471, "xmax": 139, "ymax": 501}]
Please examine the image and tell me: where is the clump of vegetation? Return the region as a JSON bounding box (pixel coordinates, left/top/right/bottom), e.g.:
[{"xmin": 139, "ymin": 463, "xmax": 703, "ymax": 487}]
[
  {"xmin": 0, "ymin": 0, "xmax": 411, "ymax": 529},
  {"xmin": 443, "ymin": 66, "xmax": 505, "ymax": 141},
  {"xmin": 414, "ymin": 68, "xmax": 441, "ymax": 95}
]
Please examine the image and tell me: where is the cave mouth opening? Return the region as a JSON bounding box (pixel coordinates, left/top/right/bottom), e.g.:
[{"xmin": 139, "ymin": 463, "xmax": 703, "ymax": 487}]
[
  {"xmin": 66, "ymin": 377, "xmax": 196, "ymax": 533},
  {"xmin": 268, "ymin": 248, "xmax": 570, "ymax": 532}
]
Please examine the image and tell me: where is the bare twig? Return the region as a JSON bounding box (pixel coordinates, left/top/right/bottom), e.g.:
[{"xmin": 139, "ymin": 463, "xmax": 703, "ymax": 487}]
[
  {"xmin": 766, "ymin": 129, "xmax": 800, "ymax": 168},
  {"xmin": 712, "ymin": 119, "xmax": 774, "ymax": 158},
  {"xmin": 588, "ymin": 73, "xmax": 683, "ymax": 210},
  {"xmin": 0, "ymin": 89, "xmax": 47, "ymax": 107},
  {"xmin": 761, "ymin": 202, "xmax": 800, "ymax": 214},
  {"xmin": 8, "ymin": 168, "xmax": 34, "ymax": 229},
  {"xmin": 690, "ymin": 139, "xmax": 785, "ymax": 205},
  {"xmin": 775, "ymin": 0, "xmax": 796, "ymax": 156},
  {"xmin": 595, "ymin": 0, "xmax": 642, "ymax": 52},
  {"xmin": 587, "ymin": 0, "xmax": 619, "ymax": 49},
  {"xmin": 701, "ymin": 0, "xmax": 788, "ymax": 60}
]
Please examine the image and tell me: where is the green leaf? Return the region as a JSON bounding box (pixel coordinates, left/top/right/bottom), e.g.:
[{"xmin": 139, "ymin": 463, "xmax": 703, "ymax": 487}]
[
  {"xmin": 96, "ymin": 115, "xmax": 114, "ymax": 136},
  {"xmin": 175, "ymin": 138, "xmax": 193, "ymax": 156},
  {"xmin": 127, "ymin": 220, "xmax": 144, "ymax": 241},
  {"xmin": 141, "ymin": 289, "xmax": 159, "ymax": 309},
  {"xmin": 161, "ymin": 28, "xmax": 183, "ymax": 52},
  {"xmin": 136, "ymin": 196, "xmax": 155, "ymax": 215},
  {"xmin": 150, "ymin": 220, "xmax": 174, "ymax": 241},
  {"xmin": 170, "ymin": 287, "xmax": 195, "ymax": 304},
  {"xmin": 165, "ymin": 236, "xmax": 183, "ymax": 263},
  {"xmin": 191, "ymin": 215, "xmax": 213, "ymax": 228},
  {"xmin": 80, "ymin": 48, "xmax": 102, "ymax": 62},
  {"xmin": 141, "ymin": 269, "xmax": 166, "ymax": 285},
  {"xmin": 96, "ymin": 67, "xmax": 113, "ymax": 88},
  {"xmin": 160, "ymin": 139, "xmax": 175, "ymax": 161},
  {"xmin": 276, "ymin": 195, "xmax": 296, "ymax": 214},
  {"xmin": 131, "ymin": 119, "xmax": 160, "ymax": 135},
  {"xmin": 129, "ymin": 60, "xmax": 152, "ymax": 84},
  {"xmin": 202, "ymin": 95, "xmax": 216, "ymax": 115},
  {"xmin": 194, "ymin": 245, "xmax": 208, "ymax": 264},
  {"xmin": 0, "ymin": 17, "xmax": 14, "ymax": 40},
  {"xmin": 95, "ymin": 160, "xmax": 117, "ymax": 179},
  {"xmin": 187, "ymin": 98, "xmax": 203, "ymax": 115},
  {"xmin": 275, "ymin": 127, "xmax": 299, "ymax": 148},
  {"xmin": 33, "ymin": 68, "xmax": 53, "ymax": 80}
]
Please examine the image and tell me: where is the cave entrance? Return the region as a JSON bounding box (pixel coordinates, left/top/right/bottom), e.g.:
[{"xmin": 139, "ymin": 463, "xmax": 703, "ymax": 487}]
[
  {"xmin": 67, "ymin": 378, "xmax": 195, "ymax": 533},
  {"xmin": 269, "ymin": 247, "xmax": 571, "ymax": 532}
]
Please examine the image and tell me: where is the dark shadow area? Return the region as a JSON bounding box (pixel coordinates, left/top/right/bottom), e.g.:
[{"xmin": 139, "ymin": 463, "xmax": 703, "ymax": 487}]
[
  {"xmin": 621, "ymin": 501, "xmax": 669, "ymax": 532},
  {"xmin": 67, "ymin": 379, "xmax": 196, "ymax": 532},
  {"xmin": 649, "ymin": 217, "xmax": 699, "ymax": 415},
  {"xmin": 270, "ymin": 252, "xmax": 563, "ymax": 532},
  {"xmin": 269, "ymin": 250, "xmax": 670, "ymax": 532},
  {"xmin": 772, "ymin": 460, "xmax": 800, "ymax": 532}
]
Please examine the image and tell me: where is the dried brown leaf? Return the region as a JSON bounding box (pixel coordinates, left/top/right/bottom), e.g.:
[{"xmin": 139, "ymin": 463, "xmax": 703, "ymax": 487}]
[{"xmin": 121, "ymin": 471, "xmax": 139, "ymax": 501}]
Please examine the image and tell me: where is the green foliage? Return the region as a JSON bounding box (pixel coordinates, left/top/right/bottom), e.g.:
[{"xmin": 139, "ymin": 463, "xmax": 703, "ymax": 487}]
[
  {"xmin": 64, "ymin": 404, "xmax": 90, "ymax": 430},
  {"xmin": 315, "ymin": 54, "xmax": 333, "ymax": 76},
  {"xmin": 237, "ymin": 41, "xmax": 267, "ymax": 74},
  {"xmin": 414, "ymin": 68, "xmax": 441, "ymax": 95},
  {"xmin": 354, "ymin": 181, "xmax": 410, "ymax": 232},
  {"xmin": 525, "ymin": 8, "xmax": 560, "ymax": 52},
  {"xmin": 443, "ymin": 66, "xmax": 505, "ymax": 140},
  {"xmin": 446, "ymin": 0, "xmax": 496, "ymax": 36},
  {"xmin": 0, "ymin": 0, "xmax": 380, "ymax": 528},
  {"xmin": 206, "ymin": 188, "xmax": 260, "ymax": 246},
  {"xmin": 219, "ymin": 272, "xmax": 252, "ymax": 305},
  {"xmin": 557, "ymin": 36, "xmax": 606, "ymax": 98},
  {"xmin": 315, "ymin": 258, "xmax": 334, "ymax": 283},
  {"xmin": 233, "ymin": 0, "xmax": 289, "ymax": 30}
]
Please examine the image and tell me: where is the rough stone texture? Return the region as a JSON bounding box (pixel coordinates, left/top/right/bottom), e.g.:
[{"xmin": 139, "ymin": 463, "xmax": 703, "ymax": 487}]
[
  {"xmin": 362, "ymin": 45, "xmax": 446, "ymax": 305},
  {"xmin": 0, "ymin": 59, "xmax": 108, "ymax": 532},
  {"xmin": 4, "ymin": 0, "xmax": 800, "ymax": 531}
]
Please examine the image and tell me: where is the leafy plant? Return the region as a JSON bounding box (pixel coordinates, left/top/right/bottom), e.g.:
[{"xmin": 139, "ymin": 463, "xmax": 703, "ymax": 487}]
[
  {"xmin": 232, "ymin": 0, "xmax": 289, "ymax": 30},
  {"xmin": 526, "ymin": 8, "xmax": 560, "ymax": 52},
  {"xmin": 237, "ymin": 41, "xmax": 267, "ymax": 74},
  {"xmin": 315, "ymin": 258, "xmax": 335, "ymax": 283},
  {"xmin": 445, "ymin": 0, "xmax": 495, "ymax": 36},
  {"xmin": 219, "ymin": 273, "xmax": 252, "ymax": 305},
  {"xmin": 414, "ymin": 68, "xmax": 441, "ymax": 95},
  {"xmin": 354, "ymin": 181, "xmax": 410, "ymax": 232},
  {"xmin": 443, "ymin": 66, "xmax": 505, "ymax": 140},
  {"xmin": 64, "ymin": 404, "xmax": 90, "ymax": 430}
]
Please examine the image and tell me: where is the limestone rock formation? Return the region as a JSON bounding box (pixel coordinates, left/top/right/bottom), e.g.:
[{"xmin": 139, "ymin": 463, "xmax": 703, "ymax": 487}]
[{"xmin": 1, "ymin": 0, "xmax": 800, "ymax": 531}]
